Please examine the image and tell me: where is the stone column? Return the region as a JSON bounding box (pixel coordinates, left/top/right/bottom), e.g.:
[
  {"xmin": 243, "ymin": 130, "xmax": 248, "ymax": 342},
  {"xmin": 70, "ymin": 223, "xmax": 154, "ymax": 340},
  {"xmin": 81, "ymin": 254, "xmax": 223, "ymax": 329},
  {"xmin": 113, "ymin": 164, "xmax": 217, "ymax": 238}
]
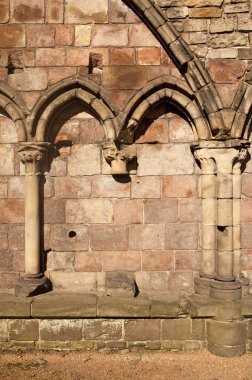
[
  {"xmin": 15, "ymin": 142, "xmax": 52, "ymax": 297},
  {"xmin": 193, "ymin": 148, "xmax": 217, "ymax": 296}
]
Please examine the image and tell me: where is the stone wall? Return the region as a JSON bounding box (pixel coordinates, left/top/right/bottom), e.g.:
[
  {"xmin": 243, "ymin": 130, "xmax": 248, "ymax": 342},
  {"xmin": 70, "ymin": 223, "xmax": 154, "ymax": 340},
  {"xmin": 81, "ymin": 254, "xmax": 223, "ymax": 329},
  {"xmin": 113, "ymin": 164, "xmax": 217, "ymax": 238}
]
[{"xmin": 0, "ymin": 0, "xmax": 251, "ymax": 297}]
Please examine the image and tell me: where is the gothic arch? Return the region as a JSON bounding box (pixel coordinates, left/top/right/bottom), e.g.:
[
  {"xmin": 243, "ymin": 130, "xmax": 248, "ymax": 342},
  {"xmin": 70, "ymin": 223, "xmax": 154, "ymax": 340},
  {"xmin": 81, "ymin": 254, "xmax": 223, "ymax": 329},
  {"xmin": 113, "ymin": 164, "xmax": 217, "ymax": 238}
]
[
  {"xmin": 29, "ymin": 76, "xmax": 119, "ymax": 142},
  {"xmin": 122, "ymin": 0, "xmax": 225, "ymax": 134},
  {"xmin": 230, "ymin": 81, "xmax": 252, "ymax": 140},
  {"xmin": 118, "ymin": 75, "xmax": 211, "ymax": 143},
  {"xmin": 0, "ymin": 82, "xmax": 28, "ymax": 141}
]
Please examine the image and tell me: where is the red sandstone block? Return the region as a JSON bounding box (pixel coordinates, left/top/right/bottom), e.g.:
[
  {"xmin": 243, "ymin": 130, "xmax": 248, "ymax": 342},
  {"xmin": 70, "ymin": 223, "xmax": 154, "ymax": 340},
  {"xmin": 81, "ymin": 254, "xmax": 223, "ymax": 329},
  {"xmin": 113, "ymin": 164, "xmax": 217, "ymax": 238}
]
[
  {"xmin": 178, "ymin": 199, "xmax": 201, "ymax": 222},
  {"xmin": 241, "ymin": 250, "xmax": 252, "ymax": 270},
  {"xmin": 165, "ymin": 224, "xmax": 198, "ymax": 250},
  {"xmin": 0, "ymin": 0, "xmax": 9, "ymax": 23},
  {"xmin": 169, "ymin": 114, "xmax": 195, "ymax": 142},
  {"xmin": 55, "ymin": 25, "xmax": 74, "ymax": 46},
  {"xmin": 36, "ymin": 48, "xmax": 65, "ymax": 66},
  {"xmin": 113, "ymin": 199, "xmax": 143, "ymax": 224},
  {"xmin": 106, "ymin": 89, "xmax": 136, "ymax": 109},
  {"xmin": 65, "ymin": 48, "xmax": 89, "ymax": 66},
  {"xmin": 46, "ymin": 0, "xmax": 64, "ymax": 23},
  {"xmin": 138, "ymin": 47, "xmax": 161, "ymax": 65},
  {"xmin": 129, "ymin": 24, "xmax": 160, "ymax": 47},
  {"xmin": 55, "ymin": 119, "xmax": 80, "ymax": 144},
  {"xmin": 79, "ymin": 119, "xmax": 105, "ymax": 144},
  {"xmin": 10, "ymin": 0, "xmax": 44, "ymax": 23},
  {"xmin": 103, "ymin": 251, "xmax": 141, "ymax": 271},
  {"xmin": 89, "ymin": 225, "xmax": 129, "ymax": 251},
  {"xmin": 12, "ymin": 251, "xmax": 25, "ymax": 272},
  {"xmin": 0, "ymin": 68, "xmax": 7, "ymax": 81},
  {"xmin": 242, "ymin": 175, "xmax": 252, "ymax": 197},
  {"xmin": 241, "ymin": 199, "xmax": 252, "ymax": 222},
  {"xmin": 19, "ymin": 92, "xmax": 41, "ymax": 110},
  {"xmin": 108, "ymin": 0, "xmax": 139, "ymax": 23},
  {"xmin": 0, "ymin": 183, "xmax": 7, "ymax": 198},
  {"xmin": 162, "ymin": 175, "xmax": 198, "ymax": 198},
  {"xmin": 8, "ymin": 68, "xmax": 48, "ymax": 91},
  {"xmin": 0, "ymin": 252, "xmax": 12, "ymax": 272},
  {"xmin": 0, "ymin": 25, "xmax": 25, "ymax": 48},
  {"xmin": 207, "ymin": 60, "xmax": 247, "ymax": 84},
  {"xmin": 8, "ymin": 177, "xmax": 24, "ymax": 198},
  {"xmin": 48, "ymin": 67, "xmax": 77, "ymax": 85},
  {"xmin": 175, "ymin": 250, "xmax": 201, "ymax": 270},
  {"xmin": 0, "ymin": 225, "xmax": 8, "ymax": 251},
  {"xmin": 216, "ymin": 84, "xmax": 239, "ymax": 108},
  {"xmin": 92, "ymin": 176, "xmax": 130, "ymax": 198},
  {"xmin": 129, "ymin": 224, "xmax": 164, "ymax": 250},
  {"xmin": 44, "ymin": 199, "xmax": 65, "ymax": 224},
  {"xmin": 49, "ymin": 159, "xmax": 67, "ymax": 177},
  {"xmin": 50, "ymin": 224, "xmax": 88, "ymax": 252},
  {"xmin": 168, "ymin": 271, "xmax": 194, "ymax": 291},
  {"xmin": 92, "ymin": 25, "xmax": 128, "ymax": 47},
  {"xmin": 0, "ymin": 200, "xmax": 24, "ymax": 223},
  {"xmin": 142, "ymin": 251, "xmax": 174, "ymax": 271},
  {"xmin": 131, "ymin": 176, "xmax": 161, "ymax": 198},
  {"xmin": 54, "ymin": 177, "xmax": 91, "ymax": 199},
  {"xmin": 8, "ymin": 224, "xmax": 25, "ymax": 251},
  {"xmin": 27, "ymin": 25, "xmax": 55, "ymax": 48},
  {"xmin": 74, "ymin": 252, "xmax": 102, "ymax": 272},
  {"xmin": 66, "ymin": 199, "xmax": 113, "ymax": 224},
  {"xmin": 0, "ymin": 273, "xmax": 19, "ymax": 290},
  {"xmin": 110, "ymin": 48, "xmax": 135, "ymax": 65},
  {"xmin": 144, "ymin": 199, "xmax": 178, "ymax": 223},
  {"xmin": 135, "ymin": 119, "xmax": 169, "ymax": 144},
  {"xmin": 103, "ymin": 66, "xmax": 148, "ymax": 89}
]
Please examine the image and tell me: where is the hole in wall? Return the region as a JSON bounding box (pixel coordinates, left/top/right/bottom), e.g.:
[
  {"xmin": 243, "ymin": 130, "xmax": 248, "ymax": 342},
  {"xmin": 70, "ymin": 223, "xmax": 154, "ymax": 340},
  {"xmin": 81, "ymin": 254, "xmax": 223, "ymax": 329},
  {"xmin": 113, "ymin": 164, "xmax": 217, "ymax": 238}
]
[{"xmin": 69, "ymin": 231, "xmax": 77, "ymax": 238}]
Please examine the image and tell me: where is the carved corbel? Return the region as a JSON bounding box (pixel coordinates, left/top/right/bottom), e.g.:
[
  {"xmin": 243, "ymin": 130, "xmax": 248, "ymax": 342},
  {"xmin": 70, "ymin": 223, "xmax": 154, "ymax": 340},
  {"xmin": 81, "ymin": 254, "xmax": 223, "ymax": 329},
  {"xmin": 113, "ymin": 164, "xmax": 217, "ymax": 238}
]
[{"xmin": 102, "ymin": 139, "xmax": 137, "ymax": 175}]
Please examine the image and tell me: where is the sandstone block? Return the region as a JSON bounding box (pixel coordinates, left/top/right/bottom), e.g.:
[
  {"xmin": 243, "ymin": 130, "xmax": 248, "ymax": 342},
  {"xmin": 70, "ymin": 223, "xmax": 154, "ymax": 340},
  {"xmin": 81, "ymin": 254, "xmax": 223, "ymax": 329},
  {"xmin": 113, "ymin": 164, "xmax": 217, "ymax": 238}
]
[
  {"xmin": 125, "ymin": 320, "xmax": 160, "ymax": 341},
  {"xmin": 0, "ymin": 200, "xmax": 24, "ymax": 223},
  {"xmin": 142, "ymin": 251, "xmax": 174, "ymax": 271},
  {"xmin": 110, "ymin": 48, "xmax": 135, "ymax": 65},
  {"xmin": 49, "ymin": 158, "xmax": 67, "ymax": 177},
  {"xmin": 241, "ymin": 200, "xmax": 252, "ymax": 222},
  {"xmin": 162, "ymin": 318, "xmax": 191, "ymax": 340},
  {"xmin": 50, "ymin": 224, "xmax": 89, "ymax": 251},
  {"xmin": 103, "ymin": 66, "xmax": 148, "ymax": 89},
  {"xmin": 242, "ymin": 175, "xmax": 252, "ymax": 197},
  {"xmin": 0, "ymin": 320, "xmax": 8, "ymax": 342},
  {"xmin": 66, "ymin": 199, "xmax": 113, "ymax": 224},
  {"xmin": 103, "ymin": 251, "xmax": 141, "ymax": 271},
  {"xmin": 8, "ymin": 225, "xmax": 24, "ymax": 251},
  {"xmin": 135, "ymin": 119, "xmax": 169, "ymax": 144},
  {"xmin": 191, "ymin": 319, "xmax": 206, "ymax": 340},
  {"xmin": 0, "ymin": 117, "xmax": 18, "ymax": 143},
  {"xmin": 165, "ymin": 224, "xmax": 198, "ymax": 249},
  {"xmin": 208, "ymin": 48, "xmax": 238, "ymax": 59},
  {"xmin": 175, "ymin": 250, "xmax": 201, "ymax": 270},
  {"xmin": 183, "ymin": 19, "xmax": 208, "ymax": 32},
  {"xmin": 89, "ymin": 225, "xmax": 128, "ymax": 251},
  {"xmin": 189, "ymin": 7, "xmax": 222, "ymax": 18},
  {"xmin": 129, "ymin": 24, "xmax": 160, "ymax": 47},
  {"xmin": 27, "ymin": 25, "xmax": 55, "ymax": 48},
  {"xmin": 0, "ymin": 273, "xmax": 19, "ymax": 290},
  {"xmin": 0, "ymin": 182, "xmax": 7, "ymax": 199},
  {"xmin": 210, "ymin": 32, "xmax": 247, "ymax": 49},
  {"xmin": 216, "ymin": 83, "xmax": 239, "ymax": 108},
  {"xmin": 65, "ymin": 0, "xmax": 108, "ymax": 23},
  {"xmin": 46, "ymin": 251, "xmax": 74, "ymax": 271},
  {"xmin": 75, "ymin": 25, "xmax": 92, "ymax": 47},
  {"xmin": 10, "ymin": 0, "xmax": 44, "ymax": 23},
  {"xmin": 178, "ymin": 199, "xmax": 201, "ymax": 222},
  {"xmin": 168, "ymin": 271, "xmax": 194, "ymax": 291},
  {"xmin": 129, "ymin": 224, "xmax": 164, "ymax": 250},
  {"xmin": 80, "ymin": 118, "xmax": 105, "ymax": 144},
  {"xmin": 83, "ymin": 319, "xmax": 122, "ymax": 340},
  {"xmin": 65, "ymin": 48, "xmax": 89, "ymax": 66},
  {"xmin": 9, "ymin": 320, "xmax": 39, "ymax": 341},
  {"xmin": 238, "ymin": 48, "xmax": 252, "ymax": 60},
  {"xmin": 0, "ymin": 252, "xmax": 12, "ymax": 272},
  {"xmin": 207, "ymin": 60, "xmax": 247, "ymax": 84},
  {"xmin": 68, "ymin": 145, "xmax": 101, "ymax": 176},
  {"xmin": 0, "ymin": 226, "xmax": 8, "ymax": 251},
  {"xmin": 0, "ymin": 0, "xmax": 9, "ymax": 23},
  {"xmin": 131, "ymin": 176, "xmax": 161, "ymax": 198},
  {"xmin": 0, "ymin": 145, "xmax": 14, "ymax": 176},
  {"xmin": 105, "ymin": 272, "xmax": 138, "ymax": 297},
  {"xmin": 138, "ymin": 47, "xmax": 161, "ymax": 65},
  {"xmin": 162, "ymin": 175, "xmax": 198, "ymax": 197},
  {"xmin": 169, "ymin": 114, "xmax": 195, "ymax": 142},
  {"xmin": 97, "ymin": 296, "xmax": 150, "ymax": 317},
  {"xmin": 210, "ymin": 18, "xmax": 235, "ymax": 33},
  {"xmin": 238, "ymin": 15, "xmax": 252, "ymax": 32},
  {"xmin": 190, "ymin": 32, "xmax": 207, "ymax": 45},
  {"xmin": 136, "ymin": 271, "xmax": 168, "ymax": 291},
  {"xmin": 92, "ymin": 176, "xmax": 130, "ymax": 198},
  {"xmin": 56, "ymin": 25, "xmax": 74, "ymax": 46},
  {"xmin": 225, "ymin": 3, "xmax": 249, "ymax": 13},
  {"xmin": 36, "ymin": 48, "xmax": 65, "ymax": 66},
  {"xmin": 92, "ymin": 25, "xmax": 128, "ymax": 46},
  {"xmin": 40, "ymin": 319, "xmax": 82, "ymax": 341},
  {"xmin": 166, "ymin": 7, "xmax": 188, "ymax": 19},
  {"xmin": 0, "ymin": 25, "xmax": 25, "ymax": 48},
  {"xmin": 44, "ymin": 199, "xmax": 65, "ymax": 224},
  {"xmin": 113, "ymin": 199, "xmax": 142, "ymax": 224},
  {"xmin": 54, "ymin": 177, "xmax": 91, "ymax": 198},
  {"xmin": 8, "ymin": 68, "xmax": 48, "ymax": 91},
  {"xmin": 46, "ymin": 0, "xmax": 64, "ymax": 23},
  {"xmin": 144, "ymin": 199, "xmax": 178, "ymax": 223},
  {"xmin": 74, "ymin": 252, "xmax": 102, "ymax": 272},
  {"xmin": 49, "ymin": 271, "xmax": 97, "ymax": 292},
  {"xmin": 108, "ymin": 0, "xmax": 139, "ymax": 23}
]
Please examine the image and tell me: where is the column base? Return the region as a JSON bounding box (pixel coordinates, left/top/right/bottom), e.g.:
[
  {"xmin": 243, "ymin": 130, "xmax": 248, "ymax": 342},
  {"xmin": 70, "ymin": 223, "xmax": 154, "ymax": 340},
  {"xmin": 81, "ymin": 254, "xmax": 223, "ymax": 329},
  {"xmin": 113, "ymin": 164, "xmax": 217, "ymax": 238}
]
[
  {"xmin": 210, "ymin": 279, "xmax": 242, "ymax": 301},
  {"xmin": 15, "ymin": 275, "xmax": 52, "ymax": 297},
  {"xmin": 194, "ymin": 276, "xmax": 215, "ymax": 296}
]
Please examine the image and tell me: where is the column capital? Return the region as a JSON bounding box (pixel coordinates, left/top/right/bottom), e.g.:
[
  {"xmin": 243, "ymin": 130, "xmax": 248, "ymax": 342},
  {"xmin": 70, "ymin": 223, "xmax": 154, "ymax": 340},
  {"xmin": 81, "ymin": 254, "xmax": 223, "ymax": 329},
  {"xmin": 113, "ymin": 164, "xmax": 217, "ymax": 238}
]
[
  {"xmin": 102, "ymin": 139, "xmax": 136, "ymax": 175},
  {"xmin": 18, "ymin": 142, "xmax": 52, "ymax": 175}
]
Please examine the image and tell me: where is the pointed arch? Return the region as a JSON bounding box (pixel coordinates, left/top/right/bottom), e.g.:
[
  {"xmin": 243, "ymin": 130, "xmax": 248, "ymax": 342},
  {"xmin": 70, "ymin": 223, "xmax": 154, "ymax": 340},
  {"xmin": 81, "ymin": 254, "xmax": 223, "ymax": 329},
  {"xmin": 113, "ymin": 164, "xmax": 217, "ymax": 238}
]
[
  {"xmin": 122, "ymin": 0, "xmax": 225, "ymax": 134},
  {"xmin": 230, "ymin": 81, "xmax": 252, "ymax": 140},
  {"xmin": 0, "ymin": 82, "xmax": 28, "ymax": 141},
  {"xmin": 29, "ymin": 76, "xmax": 119, "ymax": 142},
  {"xmin": 118, "ymin": 75, "xmax": 211, "ymax": 143}
]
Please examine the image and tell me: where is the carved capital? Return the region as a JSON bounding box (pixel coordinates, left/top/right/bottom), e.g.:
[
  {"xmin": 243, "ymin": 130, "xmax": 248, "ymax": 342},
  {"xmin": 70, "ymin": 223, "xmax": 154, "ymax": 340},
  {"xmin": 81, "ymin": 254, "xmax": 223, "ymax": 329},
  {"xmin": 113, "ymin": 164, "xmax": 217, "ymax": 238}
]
[
  {"xmin": 102, "ymin": 139, "xmax": 137, "ymax": 175},
  {"xmin": 18, "ymin": 142, "xmax": 51, "ymax": 175},
  {"xmin": 193, "ymin": 149, "xmax": 216, "ymax": 174}
]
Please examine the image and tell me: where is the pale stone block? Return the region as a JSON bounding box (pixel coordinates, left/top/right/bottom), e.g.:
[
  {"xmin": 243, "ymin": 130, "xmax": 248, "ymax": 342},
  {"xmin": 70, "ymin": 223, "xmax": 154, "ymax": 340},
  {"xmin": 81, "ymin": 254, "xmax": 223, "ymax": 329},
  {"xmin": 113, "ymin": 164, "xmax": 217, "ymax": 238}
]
[
  {"xmin": 233, "ymin": 249, "xmax": 241, "ymax": 275},
  {"xmin": 200, "ymin": 175, "xmax": 216, "ymax": 198},
  {"xmin": 208, "ymin": 48, "xmax": 238, "ymax": 59},
  {"xmin": 201, "ymin": 225, "xmax": 216, "ymax": 250},
  {"xmin": 233, "ymin": 226, "xmax": 241, "ymax": 251},
  {"xmin": 217, "ymin": 226, "xmax": 233, "ymax": 252},
  {"xmin": 0, "ymin": 117, "xmax": 18, "ymax": 143},
  {"xmin": 49, "ymin": 271, "xmax": 97, "ymax": 292},
  {"xmin": 65, "ymin": 0, "xmax": 108, "ymax": 23},
  {"xmin": 137, "ymin": 144, "xmax": 195, "ymax": 175},
  {"xmin": 66, "ymin": 199, "xmax": 113, "ymax": 223},
  {"xmin": 233, "ymin": 199, "xmax": 241, "ymax": 225},
  {"xmin": 8, "ymin": 68, "xmax": 48, "ymax": 91},
  {"xmin": 217, "ymin": 199, "xmax": 233, "ymax": 226},
  {"xmin": 0, "ymin": 145, "xmax": 14, "ymax": 175},
  {"xmin": 233, "ymin": 174, "xmax": 241, "ymax": 199},
  {"xmin": 47, "ymin": 251, "xmax": 74, "ymax": 271},
  {"xmin": 202, "ymin": 198, "xmax": 216, "ymax": 225},
  {"xmin": 216, "ymin": 250, "xmax": 233, "ymax": 278},
  {"xmin": 201, "ymin": 249, "xmax": 216, "ymax": 277},
  {"xmin": 217, "ymin": 174, "xmax": 233, "ymax": 198},
  {"xmin": 68, "ymin": 145, "xmax": 101, "ymax": 176},
  {"xmin": 135, "ymin": 271, "xmax": 168, "ymax": 291},
  {"xmin": 0, "ymin": 320, "xmax": 8, "ymax": 342},
  {"xmin": 75, "ymin": 25, "xmax": 92, "ymax": 46}
]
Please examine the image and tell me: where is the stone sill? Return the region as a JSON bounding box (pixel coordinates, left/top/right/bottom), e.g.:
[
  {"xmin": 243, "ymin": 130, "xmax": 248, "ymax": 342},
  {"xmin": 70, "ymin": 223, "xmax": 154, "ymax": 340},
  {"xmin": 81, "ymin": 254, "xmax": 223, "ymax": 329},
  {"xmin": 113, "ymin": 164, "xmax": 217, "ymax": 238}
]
[{"xmin": 1, "ymin": 291, "xmax": 252, "ymax": 319}]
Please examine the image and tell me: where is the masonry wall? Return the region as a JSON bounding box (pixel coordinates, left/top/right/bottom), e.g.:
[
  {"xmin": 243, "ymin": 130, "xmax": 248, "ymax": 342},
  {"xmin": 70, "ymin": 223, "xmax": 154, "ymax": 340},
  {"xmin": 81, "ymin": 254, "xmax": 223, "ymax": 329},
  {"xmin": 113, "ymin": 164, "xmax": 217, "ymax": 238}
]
[{"xmin": 0, "ymin": 0, "xmax": 251, "ymax": 294}]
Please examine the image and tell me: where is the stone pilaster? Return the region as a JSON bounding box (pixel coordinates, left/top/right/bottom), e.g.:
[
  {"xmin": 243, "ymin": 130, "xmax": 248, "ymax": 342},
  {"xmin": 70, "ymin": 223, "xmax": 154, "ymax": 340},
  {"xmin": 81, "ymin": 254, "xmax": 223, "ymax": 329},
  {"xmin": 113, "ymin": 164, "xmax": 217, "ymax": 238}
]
[{"xmin": 15, "ymin": 142, "xmax": 52, "ymax": 297}]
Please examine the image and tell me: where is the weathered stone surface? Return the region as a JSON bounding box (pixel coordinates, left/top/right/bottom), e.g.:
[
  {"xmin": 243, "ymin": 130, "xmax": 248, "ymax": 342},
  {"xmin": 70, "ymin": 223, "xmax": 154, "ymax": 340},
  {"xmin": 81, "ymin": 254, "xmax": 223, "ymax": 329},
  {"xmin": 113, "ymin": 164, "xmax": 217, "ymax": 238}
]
[
  {"xmin": 178, "ymin": 199, "xmax": 201, "ymax": 222},
  {"xmin": 0, "ymin": 145, "xmax": 14, "ymax": 176},
  {"xmin": 142, "ymin": 251, "xmax": 174, "ymax": 271},
  {"xmin": 162, "ymin": 319, "xmax": 191, "ymax": 340},
  {"xmin": 129, "ymin": 224, "xmax": 164, "ymax": 250},
  {"xmin": 129, "ymin": 24, "xmax": 160, "ymax": 47},
  {"xmin": 144, "ymin": 199, "xmax": 178, "ymax": 223},
  {"xmin": 65, "ymin": 0, "xmax": 108, "ymax": 23},
  {"xmin": 46, "ymin": 0, "xmax": 64, "ymax": 23},
  {"xmin": 0, "ymin": 293, "xmax": 31, "ymax": 317},
  {"xmin": 210, "ymin": 18, "xmax": 235, "ymax": 34},
  {"xmin": 165, "ymin": 224, "xmax": 198, "ymax": 250},
  {"xmin": 138, "ymin": 47, "xmax": 161, "ymax": 65},
  {"xmin": 0, "ymin": 117, "xmax": 18, "ymax": 143},
  {"xmin": 68, "ymin": 145, "xmax": 101, "ymax": 176},
  {"xmin": 47, "ymin": 251, "xmax": 74, "ymax": 271},
  {"xmin": 207, "ymin": 60, "xmax": 247, "ymax": 83},
  {"xmin": 110, "ymin": 48, "xmax": 135, "ymax": 65},
  {"xmin": 131, "ymin": 176, "xmax": 161, "ymax": 198},
  {"xmin": 92, "ymin": 25, "xmax": 128, "ymax": 46},
  {"xmin": 75, "ymin": 25, "xmax": 92, "ymax": 46},
  {"xmin": 89, "ymin": 225, "xmax": 128, "ymax": 251},
  {"xmin": 9, "ymin": 320, "xmax": 39, "ymax": 341},
  {"xmin": 109, "ymin": 0, "xmax": 139, "ymax": 23},
  {"xmin": 125, "ymin": 320, "xmax": 160, "ymax": 341},
  {"xmin": 36, "ymin": 48, "xmax": 65, "ymax": 66},
  {"xmin": 66, "ymin": 199, "xmax": 113, "ymax": 224},
  {"xmin": 49, "ymin": 272, "xmax": 97, "ymax": 292},
  {"xmin": 151, "ymin": 294, "xmax": 190, "ymax": 318},
  {"xmin": 27, "ymin": 25, "xmax": 55, "ymax": 48},
  {"xmin": 105, "ymin": 272, "xmax": 138, "ymax": 297},
  {"xmin": 168, "ymin": 271, "xmax": 194, "ymax": 291},
  {"xmin": 162, "ymin": 175, "xmax": 198, "ymax": 198},
  {"xmin": 0, "ymin": 0, "xmax": 9, "ymax": 23},
  {"xmin": 242, "ymin": 225, "xmax": 252, "ymax": 249},
  {"xmin": 97, "ymin": 296, "xmax": 150, "ymax": 317},
  {"xmin": 74, "ymin": 252, "xmax": 102, "ymax": 272},
  {"xmin": 103, "ymin": 251, "xmax": 141, "ymax": 272},
  {"xmin": 8, "ymin": 68, "xmax": 48, "ymax": 91},
  {"xmin": 54, "ymin": 177, "xmax": 91, "ymax": 198},
  {"xmin": 32, "ymin": 292, "xmax": 97, "ymax": 317},
  {"xmin": 44, "ymin": 199, "xmax": 65, "ymax": 224},
  {"xmin": 83, "ymin": 319, "xmax": 122, "ymax": 340},
  {"xmin": 40, "ymin": 319, "xmax": 82, "ymax": 341},
  {"xmin": 0, "ymin": 200, "xmax": 24, "ymax": 223},
  {"xmin": 189, "ymin": 7, "xmax": 222, "ymax": 18},
  {"xmin": 103, "ymin": 66, "xmax": 148, "ymax": 89},
  {"xmin": 10, "ymin": 0, "xmax": 44, "ymax": 23},
  {"xmin": 136, "ymin": 272, "xmax": 169, "ymax": 291},
  {"xmin": 55, "ymin": 25, "xmax": 74, "ymax": 46},
  {"xmin": 175, "ymin": 250, "xmax": 201, "ymax": 270},
  {"xmin": 0, "ymin": 320, "xmax": 8, "ymax": 342},
  {"xmin": 135, "ymin": 119, "xmax": 169, "ymax": 144},
  {"xmin": 210, "ymin": 32, "xmax": 247, "ymax": 49},
  {"xmin": 113, "ymin": 199, "xmax": 143, "ymax": 224},
  {"xmin": 92, "ymin": 176, "xmax": 130, "ymax": 198}
]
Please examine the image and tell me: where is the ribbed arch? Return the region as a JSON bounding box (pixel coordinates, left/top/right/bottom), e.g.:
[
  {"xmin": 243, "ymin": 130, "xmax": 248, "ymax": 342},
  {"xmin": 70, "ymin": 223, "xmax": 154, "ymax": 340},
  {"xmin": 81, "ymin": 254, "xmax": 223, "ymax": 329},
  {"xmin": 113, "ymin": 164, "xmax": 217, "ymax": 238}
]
[
  {"xmin": 29, "ymin": 76, "xmax": 119, "ymax": 142},
  {"xmin": 230, "ymin": 81, "xmax": 252, "ymax": 140}
]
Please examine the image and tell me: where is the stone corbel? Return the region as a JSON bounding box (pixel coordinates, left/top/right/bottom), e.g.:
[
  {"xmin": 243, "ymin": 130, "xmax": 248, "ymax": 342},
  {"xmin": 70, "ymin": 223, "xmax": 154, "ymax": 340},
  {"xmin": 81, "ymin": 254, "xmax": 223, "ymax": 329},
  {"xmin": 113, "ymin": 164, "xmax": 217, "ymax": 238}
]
[{"xmin": 102, "ymin": 139, "xmax": 137, "ymax": 175}]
